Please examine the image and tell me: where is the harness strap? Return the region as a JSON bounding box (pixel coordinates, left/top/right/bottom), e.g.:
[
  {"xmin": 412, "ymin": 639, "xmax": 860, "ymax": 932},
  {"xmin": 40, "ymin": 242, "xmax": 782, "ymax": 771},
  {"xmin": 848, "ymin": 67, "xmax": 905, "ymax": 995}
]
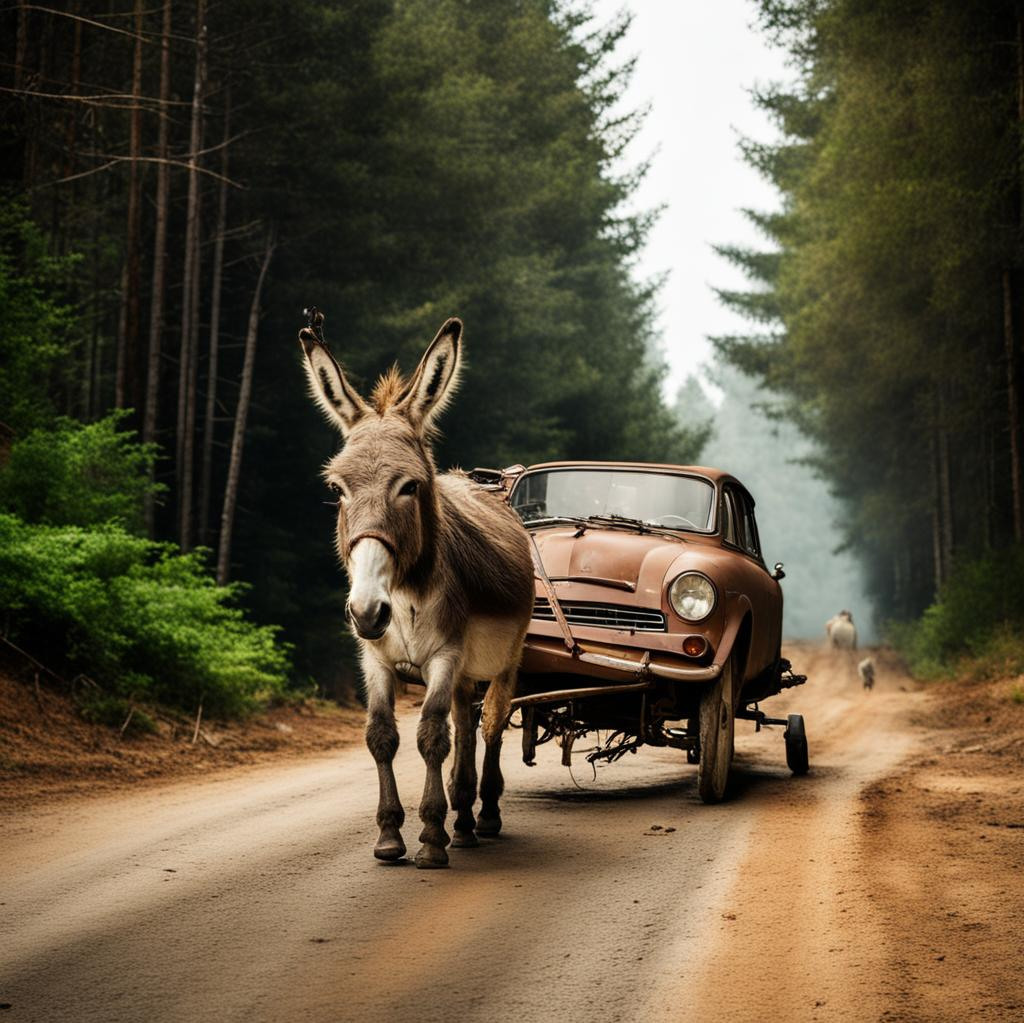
[
  {"xmin": 346, "ymin": 530, "xmax": 397, "ymax": 559},
  {"xmin": 528, "ymin": 532, "xmax": 578, "ymax": 656}
]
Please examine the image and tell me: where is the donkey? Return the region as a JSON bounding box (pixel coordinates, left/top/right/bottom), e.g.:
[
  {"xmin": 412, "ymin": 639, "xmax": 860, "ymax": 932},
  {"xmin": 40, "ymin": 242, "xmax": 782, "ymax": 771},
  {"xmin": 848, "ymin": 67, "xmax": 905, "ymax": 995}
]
[
  {"xmin": 826, "ymin": 610, "xmax": 857, "ymax": 650},
  {"xmin": 298, "ymin": 314, "xmax": 534, "ymax": 869}
]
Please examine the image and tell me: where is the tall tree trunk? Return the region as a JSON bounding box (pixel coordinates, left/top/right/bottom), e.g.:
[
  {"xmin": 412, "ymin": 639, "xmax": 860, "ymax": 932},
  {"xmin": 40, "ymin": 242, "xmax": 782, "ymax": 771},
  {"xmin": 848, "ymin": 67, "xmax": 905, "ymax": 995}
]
[
  {"xmin": 20, "ymin": 4, "xmax": 38, "ymax": 188},
  {"xmin": 143, "ymin": 0, "xmax": 174, "ymax": 536},
  {"xmin": 930, "ymin": 429, "xmax": 945, "ymax": 597},
  {"xmin": 116, "ymin": 0, "xmax": 145, "ymax": 412},
  {"xmin": 217, "ymin": 232, "xmax": 275, "ymax": 586},
  {"xmin": 1004, "ymin": 269, "xmax": 1023, "ymax": 542},
  {"xmin": 61, "ymin": 8, "xmax": 82, "ymax": 261},
  {"xmin": 14, "ymin": 1, "xmax": 29, "ymax": 91},
  {"xmin": 200, "ymin": 87, "xmax": 231, "ymax": 546},
  {"xmin": 87, "ymin": 190, "xmax": 104, "ymax": 418},
  {"xmin": 177, "ymin": 0, "xmax": 208, "ymax": 551},
  {"xmin": 938, "ymin": 424, "xmax": 954, "ymax": 575},
  {"xmin": 1012, "ymin": 9, "xmax": 1024, "ymax": 542}
]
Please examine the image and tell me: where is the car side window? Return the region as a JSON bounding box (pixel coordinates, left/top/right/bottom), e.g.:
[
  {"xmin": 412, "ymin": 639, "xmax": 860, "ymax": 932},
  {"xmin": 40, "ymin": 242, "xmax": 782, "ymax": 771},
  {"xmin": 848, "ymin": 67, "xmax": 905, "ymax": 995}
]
[
  {"xmin": 734, "ymin": 489, "xmax": 761, "ymax": 558},
  {"xmin": 721, "ymin": 489, "xmax": 738, "ymax": 545}
]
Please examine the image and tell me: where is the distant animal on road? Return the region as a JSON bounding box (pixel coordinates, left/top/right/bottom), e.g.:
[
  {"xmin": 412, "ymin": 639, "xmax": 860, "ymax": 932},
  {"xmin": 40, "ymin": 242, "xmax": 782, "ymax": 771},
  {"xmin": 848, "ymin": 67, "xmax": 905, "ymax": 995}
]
[
  {"xmin": 858, "ymin": 656, "xmax": 875, "ymax": 691},
  {"xmin": 298, "ymin": 311, "xmax": 534, "ymax": 869},
  {"xmin": 825, "ymin": 610, "xmax": 857, "ymax": 650}
]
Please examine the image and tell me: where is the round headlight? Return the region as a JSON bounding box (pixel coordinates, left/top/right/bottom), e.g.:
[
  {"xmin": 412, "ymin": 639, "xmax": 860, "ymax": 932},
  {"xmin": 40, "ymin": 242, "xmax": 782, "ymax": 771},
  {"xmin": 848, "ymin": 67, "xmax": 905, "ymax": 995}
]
[{"xmin": 668, "ymin": 572, "xmax": 716, "ymax": 622}]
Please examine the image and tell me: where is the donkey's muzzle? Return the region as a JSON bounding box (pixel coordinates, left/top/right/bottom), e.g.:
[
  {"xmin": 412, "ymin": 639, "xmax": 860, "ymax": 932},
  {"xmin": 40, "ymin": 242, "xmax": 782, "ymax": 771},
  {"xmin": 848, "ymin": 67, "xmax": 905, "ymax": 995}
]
[{"xmin": 348, "ymin": 599, "xmax": 392, "ymax": 641}]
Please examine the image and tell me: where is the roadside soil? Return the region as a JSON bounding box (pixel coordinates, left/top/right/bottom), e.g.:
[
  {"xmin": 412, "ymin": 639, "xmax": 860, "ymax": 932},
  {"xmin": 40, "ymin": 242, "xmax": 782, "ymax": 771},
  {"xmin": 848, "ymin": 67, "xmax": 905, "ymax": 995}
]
[
  {"xmin": 680, "ymin": 644, "xmax": 1024, "ymax": 1023},
  {"xmin": 1, "ymin": 642, "xmax": 1021, "ymax": 1022},
  {"xmin": 0, "ymin": 647, "xmax": 367, "ymax": 807}
]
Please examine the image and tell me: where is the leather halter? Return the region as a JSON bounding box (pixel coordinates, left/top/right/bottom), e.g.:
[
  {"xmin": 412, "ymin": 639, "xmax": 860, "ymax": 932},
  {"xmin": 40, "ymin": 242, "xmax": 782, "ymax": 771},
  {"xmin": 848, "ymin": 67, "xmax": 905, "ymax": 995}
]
[{"xmin": 346, "ymin": 530, "xmax": 397, "ymax": 560}]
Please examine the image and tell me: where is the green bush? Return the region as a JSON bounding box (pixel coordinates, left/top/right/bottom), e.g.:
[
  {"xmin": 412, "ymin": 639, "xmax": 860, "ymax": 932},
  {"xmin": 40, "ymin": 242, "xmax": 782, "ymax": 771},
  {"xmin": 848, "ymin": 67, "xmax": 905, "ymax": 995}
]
[
  {"xmin": 0, "ymin": 412, "xmax": 162, "ymax": 534},
  {"xmin": 0, "ymin": 198, "xmax": 81, "ymax": 434},
  {"xmin": 0, "ymin": 513, "xmax": 290, "ymax": 717},
  {"xmin": 890, "ymin": 545, "xmax": 1024, "ymax": 681},
  {"xmin": 78, "ymin": 693, "xmax": 158, "ymax": 736}
]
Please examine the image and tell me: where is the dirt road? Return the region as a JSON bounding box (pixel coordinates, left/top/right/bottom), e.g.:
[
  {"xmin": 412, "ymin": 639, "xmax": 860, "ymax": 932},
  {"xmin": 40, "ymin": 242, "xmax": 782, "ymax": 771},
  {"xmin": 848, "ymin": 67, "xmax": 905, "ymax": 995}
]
[{"xmin": 2, "ymin": 645, "xmax": 1021, "ymax": 1022}]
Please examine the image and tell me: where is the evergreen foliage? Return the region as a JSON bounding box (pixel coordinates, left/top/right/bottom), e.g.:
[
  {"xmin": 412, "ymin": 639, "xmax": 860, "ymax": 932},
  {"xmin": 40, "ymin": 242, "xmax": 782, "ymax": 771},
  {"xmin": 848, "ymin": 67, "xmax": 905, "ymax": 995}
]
[
  {"xmin": 0, "ymin": 201, "xmax": 79, "ymax": 434},
  {"xmin": 0, "ymin": 413, "xmax": 291, "ymax": 717},
  {"xmin": 1, "ymin": 3, "xmax": 706, "ymax": 700},
  {"xmin": 716, "ymin": 0, "xmax": 1024, "ymax": 632},
  {"xmin": 0, "ymin": 514, "xmax": 290, "ymax": 716},
  {"xmin": 0, "ymin": 413, "xmax": 162, "ymax": 534},
  {"xmin": 682, "ymin": 364, "xmax": 871, "ymax": 641},
  {"xmin": 891, "ymin": 546, "xmax": 1024, "ymax": 680}
]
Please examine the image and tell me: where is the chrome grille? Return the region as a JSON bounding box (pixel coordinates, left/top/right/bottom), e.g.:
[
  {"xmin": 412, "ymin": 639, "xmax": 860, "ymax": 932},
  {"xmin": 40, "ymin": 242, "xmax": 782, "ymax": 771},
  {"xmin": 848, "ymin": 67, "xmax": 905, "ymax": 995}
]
[{"xmin": 533, "ymin": 598, "xmax": 666, "ymax": 633}]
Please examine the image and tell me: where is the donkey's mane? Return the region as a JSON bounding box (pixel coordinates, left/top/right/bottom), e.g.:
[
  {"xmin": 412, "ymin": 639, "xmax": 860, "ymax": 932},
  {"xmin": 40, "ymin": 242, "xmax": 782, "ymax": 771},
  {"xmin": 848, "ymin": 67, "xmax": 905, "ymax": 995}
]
[{"xmin": 370, "ymin": 364, "xmax": 408, "ymax": 413}]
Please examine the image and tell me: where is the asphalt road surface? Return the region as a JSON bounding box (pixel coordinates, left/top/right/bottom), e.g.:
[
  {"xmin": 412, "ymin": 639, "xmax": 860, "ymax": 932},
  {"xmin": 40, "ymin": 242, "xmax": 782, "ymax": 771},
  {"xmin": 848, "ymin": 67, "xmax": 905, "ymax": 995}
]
[{"xmin": 0, "ymin": 645, "xmax": 942, "ymax": 1022}]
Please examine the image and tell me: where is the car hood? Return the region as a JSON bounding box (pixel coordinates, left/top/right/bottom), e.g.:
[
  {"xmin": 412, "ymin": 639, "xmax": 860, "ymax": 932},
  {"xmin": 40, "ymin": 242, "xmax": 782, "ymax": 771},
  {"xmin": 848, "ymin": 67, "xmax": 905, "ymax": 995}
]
[{"xmin": 532, "ymin": 526, "xmax": 692, "ymax": 606}]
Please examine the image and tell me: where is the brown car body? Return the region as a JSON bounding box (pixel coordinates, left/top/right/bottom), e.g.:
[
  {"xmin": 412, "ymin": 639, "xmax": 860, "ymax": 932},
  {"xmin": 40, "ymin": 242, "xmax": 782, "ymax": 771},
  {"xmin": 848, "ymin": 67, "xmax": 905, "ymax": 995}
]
[
  {"xmin": 516, "ymin": 461, "xmax": 782, "ymax": 697},
  {"xmin": 475, "ymin": 459, "xmax": 808, "ymax": 797}
]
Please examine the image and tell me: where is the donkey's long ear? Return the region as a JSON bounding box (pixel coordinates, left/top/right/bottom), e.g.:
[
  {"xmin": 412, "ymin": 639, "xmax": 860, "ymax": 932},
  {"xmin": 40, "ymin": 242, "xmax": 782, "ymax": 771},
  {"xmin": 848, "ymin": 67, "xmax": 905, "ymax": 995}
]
[
  {"xmin": 399, "ymin": 317, "xmax": 462, "ymax": 432},
  {"xmin": 298, "ymin": 327, "xmax": 369, "ymax": 436}
]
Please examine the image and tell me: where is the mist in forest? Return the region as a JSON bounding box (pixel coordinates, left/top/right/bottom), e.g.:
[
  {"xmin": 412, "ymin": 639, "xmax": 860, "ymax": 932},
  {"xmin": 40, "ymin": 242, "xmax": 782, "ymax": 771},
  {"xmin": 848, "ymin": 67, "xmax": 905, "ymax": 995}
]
[{"xmin": 677, "ymin": 366, "xmax": 875, "ymax": 644}]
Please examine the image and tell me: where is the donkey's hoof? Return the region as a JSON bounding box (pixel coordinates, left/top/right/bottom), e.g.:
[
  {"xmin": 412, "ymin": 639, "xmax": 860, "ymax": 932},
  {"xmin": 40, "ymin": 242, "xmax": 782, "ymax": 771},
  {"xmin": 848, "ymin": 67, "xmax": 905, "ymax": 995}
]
[
  {"xmin": 451, "ymin": 829, "xmax": 479, "ymax": 848},
  {"xmin": 414, "ymin": 844, "xmax": 450, "ymax": 869},
  {"xmin": 374, "ymin": 831, "xmax": 406, "ymax": 861},
  {"xmin": 475, "ymin": 816, "xmax": 502, "ymax": 836}
]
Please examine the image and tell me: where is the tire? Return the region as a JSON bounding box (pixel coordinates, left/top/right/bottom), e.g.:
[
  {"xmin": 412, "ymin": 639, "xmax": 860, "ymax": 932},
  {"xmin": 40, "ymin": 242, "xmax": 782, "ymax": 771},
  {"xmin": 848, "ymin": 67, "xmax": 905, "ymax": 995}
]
[
  {"xmin": 697, "ymin": 654, "xmax": 736, "ymax": 804},
  {"xmin": 785, "ymin": 713, "xmax": 809, "ymax": 775}
]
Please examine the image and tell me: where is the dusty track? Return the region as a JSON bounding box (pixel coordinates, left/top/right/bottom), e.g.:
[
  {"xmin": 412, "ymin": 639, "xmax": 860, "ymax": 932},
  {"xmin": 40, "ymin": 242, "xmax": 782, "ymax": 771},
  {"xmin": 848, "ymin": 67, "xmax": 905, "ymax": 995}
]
[{"xmin": 1, "ymin": 644, "xmax": 1021, "ymax": 1022}]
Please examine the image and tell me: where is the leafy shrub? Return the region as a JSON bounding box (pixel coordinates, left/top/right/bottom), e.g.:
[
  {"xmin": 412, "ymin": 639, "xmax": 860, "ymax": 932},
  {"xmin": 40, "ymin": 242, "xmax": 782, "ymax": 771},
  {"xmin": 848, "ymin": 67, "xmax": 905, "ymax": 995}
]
[
  {"xmin": 0, "ymin": 514, "xmax": 290, "ymax": 717},
  {"xmin": 0, "ymin": 198, "xmax": 81, "ymax": 434},
  {"xmin": 890, "ymin": 545, "xmax": 1024, "ymax": 681},
  {"xmin": 78, "ymin": 693, "xmax": 158, "ymax": 736},
  {"xmin": 0, "ymin": 412, "xmax": 161, "ymax": 534}
]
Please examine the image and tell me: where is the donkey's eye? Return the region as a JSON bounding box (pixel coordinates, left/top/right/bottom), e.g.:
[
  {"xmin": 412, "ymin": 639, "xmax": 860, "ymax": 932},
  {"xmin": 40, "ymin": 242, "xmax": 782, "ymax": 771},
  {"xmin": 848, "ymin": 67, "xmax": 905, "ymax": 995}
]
[{"xmin": 398, "ymin": 480, "xmax": 419, "ymax": 497}]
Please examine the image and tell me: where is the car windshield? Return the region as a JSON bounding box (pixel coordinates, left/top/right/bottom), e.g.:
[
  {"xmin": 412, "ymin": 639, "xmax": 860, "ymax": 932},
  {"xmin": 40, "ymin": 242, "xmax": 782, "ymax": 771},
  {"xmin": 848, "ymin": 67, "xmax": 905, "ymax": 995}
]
[{"xmin": 511, "ymin": 469, "xmax": 716, "ymax": 532}]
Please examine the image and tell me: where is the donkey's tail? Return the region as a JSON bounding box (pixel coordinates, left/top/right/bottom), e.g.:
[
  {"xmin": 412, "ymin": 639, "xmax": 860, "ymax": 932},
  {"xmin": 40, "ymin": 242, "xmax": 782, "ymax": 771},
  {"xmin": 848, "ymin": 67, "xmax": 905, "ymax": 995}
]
[{"xmin": 481, "ymin": 667, "xmax": 517, "ymax": 744}]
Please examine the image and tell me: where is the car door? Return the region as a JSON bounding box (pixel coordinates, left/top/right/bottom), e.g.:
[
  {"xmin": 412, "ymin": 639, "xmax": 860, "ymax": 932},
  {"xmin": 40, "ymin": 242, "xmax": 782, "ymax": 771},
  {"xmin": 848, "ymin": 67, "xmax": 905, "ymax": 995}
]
[{"xmin": 723, "ymin": 484, "xmax": 781, "ymax": 676}]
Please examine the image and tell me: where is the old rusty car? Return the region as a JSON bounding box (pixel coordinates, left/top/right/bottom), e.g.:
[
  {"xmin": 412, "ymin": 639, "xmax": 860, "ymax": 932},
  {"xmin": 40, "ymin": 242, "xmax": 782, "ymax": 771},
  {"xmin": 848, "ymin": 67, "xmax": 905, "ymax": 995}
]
[{"xmin": 473, "ymin": 461, "xmax": 809, "ymax": 803}]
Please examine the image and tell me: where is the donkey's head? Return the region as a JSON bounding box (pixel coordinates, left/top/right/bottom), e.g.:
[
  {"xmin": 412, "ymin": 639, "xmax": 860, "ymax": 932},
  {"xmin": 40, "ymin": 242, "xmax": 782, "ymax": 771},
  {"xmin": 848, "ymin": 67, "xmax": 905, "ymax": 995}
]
[{"xmin": 299, "ymin": 317, "xmax": 462, "ymax": 640}]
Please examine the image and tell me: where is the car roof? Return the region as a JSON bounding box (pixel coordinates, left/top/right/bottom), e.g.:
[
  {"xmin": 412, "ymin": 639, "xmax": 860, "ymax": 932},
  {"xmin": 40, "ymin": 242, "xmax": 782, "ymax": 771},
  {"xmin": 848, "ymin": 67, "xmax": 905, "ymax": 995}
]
[
  {"xmin": 519, "ymin": 461, "xmax": 757, "ymax": 508},
  {"xmin": 523, "ymin": 460, "xmax": 734, "ymax": 485}
]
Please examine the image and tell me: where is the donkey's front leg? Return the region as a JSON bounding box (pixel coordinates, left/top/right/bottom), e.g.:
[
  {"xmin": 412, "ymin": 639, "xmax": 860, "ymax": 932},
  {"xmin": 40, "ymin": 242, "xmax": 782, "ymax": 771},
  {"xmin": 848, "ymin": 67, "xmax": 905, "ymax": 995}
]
[
  {"xmin": 363, "ymin": 656, "xmax": 405, "ymax": 862},
  {"xmin": 448, "ymin": 682, "xmax": 480, "ymax": 848},
  {"xmin": 415, "ymin": 652, "xmax": 459, "ymax": 869}
]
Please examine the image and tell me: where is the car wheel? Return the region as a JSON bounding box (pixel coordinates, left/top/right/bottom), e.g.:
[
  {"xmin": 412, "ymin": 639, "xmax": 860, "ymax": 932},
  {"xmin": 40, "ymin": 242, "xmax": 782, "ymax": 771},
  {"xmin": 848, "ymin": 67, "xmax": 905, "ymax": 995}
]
[
  {"xmin": 697, "ymin": 653, "xmax": 735, "ymax": 804},
  {"xmin": 784, "ymin": 713, "xmax": 809, "ymax": 775}
]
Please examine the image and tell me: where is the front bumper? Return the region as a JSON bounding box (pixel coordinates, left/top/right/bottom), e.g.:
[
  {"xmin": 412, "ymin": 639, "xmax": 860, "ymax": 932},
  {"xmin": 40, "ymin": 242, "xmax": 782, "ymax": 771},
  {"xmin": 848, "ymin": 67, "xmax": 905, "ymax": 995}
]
[{"xmin": 520, "ymin": 633, "xmax": 721, "ymax": 684}]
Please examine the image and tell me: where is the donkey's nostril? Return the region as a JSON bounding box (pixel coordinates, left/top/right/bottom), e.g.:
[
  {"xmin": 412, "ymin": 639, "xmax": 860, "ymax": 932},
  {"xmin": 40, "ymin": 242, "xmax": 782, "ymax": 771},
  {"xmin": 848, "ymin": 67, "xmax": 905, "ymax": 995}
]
[{"xmin": 350, "ymin": 599, "xmax": 391, "ymax": 640}]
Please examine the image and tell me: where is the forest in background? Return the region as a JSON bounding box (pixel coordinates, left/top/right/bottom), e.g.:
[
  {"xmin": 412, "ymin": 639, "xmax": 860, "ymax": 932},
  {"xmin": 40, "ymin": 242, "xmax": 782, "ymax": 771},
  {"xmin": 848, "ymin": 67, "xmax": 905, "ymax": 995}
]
[
  {"xmin": 711, "ymin": 0, "xmax": 1024, "ymax": 677},
  {"xmin": 676, "ymin": 367, "xmax": 872, "ymax": 644},
  {"xmin": 0, "ymin": 0, "xmax": 705, "ymax": 709}
]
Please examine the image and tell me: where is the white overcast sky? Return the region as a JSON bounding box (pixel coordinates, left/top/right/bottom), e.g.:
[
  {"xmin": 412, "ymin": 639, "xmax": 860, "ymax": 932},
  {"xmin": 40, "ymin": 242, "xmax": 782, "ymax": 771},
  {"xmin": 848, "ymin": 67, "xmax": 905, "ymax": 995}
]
[{"xmin": 591, "ymin": 0, "xmax": 791, "ymax": 401}]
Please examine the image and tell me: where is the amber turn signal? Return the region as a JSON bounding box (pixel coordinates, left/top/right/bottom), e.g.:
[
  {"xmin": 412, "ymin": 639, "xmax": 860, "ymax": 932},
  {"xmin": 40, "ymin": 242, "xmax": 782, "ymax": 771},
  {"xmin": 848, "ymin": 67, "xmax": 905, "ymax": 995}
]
[{"xmin": 682, "ymin": 635, "xmax": 707, "ymax": 658}]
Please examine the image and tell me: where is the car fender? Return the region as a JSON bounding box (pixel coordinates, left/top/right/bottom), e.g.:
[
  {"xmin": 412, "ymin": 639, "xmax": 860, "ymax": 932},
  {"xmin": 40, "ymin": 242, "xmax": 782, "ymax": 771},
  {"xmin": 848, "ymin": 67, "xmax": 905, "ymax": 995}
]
[{"xmin": 713, "ymin": 592, "xmax": 752, "ymax": 684}]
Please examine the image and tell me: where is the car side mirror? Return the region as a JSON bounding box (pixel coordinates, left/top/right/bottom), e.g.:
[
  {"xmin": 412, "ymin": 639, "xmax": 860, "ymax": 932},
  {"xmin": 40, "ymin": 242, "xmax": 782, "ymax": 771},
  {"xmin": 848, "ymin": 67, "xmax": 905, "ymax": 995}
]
[{"xmin": 772, "ymin": 562, "xmax": 786, "ymax": 581}]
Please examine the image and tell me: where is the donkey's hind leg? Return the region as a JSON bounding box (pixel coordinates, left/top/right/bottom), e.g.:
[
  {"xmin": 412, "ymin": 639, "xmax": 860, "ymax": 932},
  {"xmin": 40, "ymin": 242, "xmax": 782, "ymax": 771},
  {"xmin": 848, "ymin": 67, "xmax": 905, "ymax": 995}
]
[
  {"xmin": 477, "ymin": 666, "xmax": 515, "ymax": 836},
  {"xmin": 448, "ymin": 681, "xmax": 480, "ymax": 848},
  {"xmin": 363, "ymin": 658, "xmax": 406, "ymax": 862}
]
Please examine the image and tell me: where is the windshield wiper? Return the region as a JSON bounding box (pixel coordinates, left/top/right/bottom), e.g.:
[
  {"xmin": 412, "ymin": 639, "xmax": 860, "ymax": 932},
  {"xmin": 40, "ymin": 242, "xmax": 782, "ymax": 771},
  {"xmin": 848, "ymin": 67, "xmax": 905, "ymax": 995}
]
[
  {"xmin": 585, "ymin": 514, "xmax": 684, "ymax": 539},
  {"xmin": 523, "ymin": 515, "xmax": 588, "ymax": 529}
]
